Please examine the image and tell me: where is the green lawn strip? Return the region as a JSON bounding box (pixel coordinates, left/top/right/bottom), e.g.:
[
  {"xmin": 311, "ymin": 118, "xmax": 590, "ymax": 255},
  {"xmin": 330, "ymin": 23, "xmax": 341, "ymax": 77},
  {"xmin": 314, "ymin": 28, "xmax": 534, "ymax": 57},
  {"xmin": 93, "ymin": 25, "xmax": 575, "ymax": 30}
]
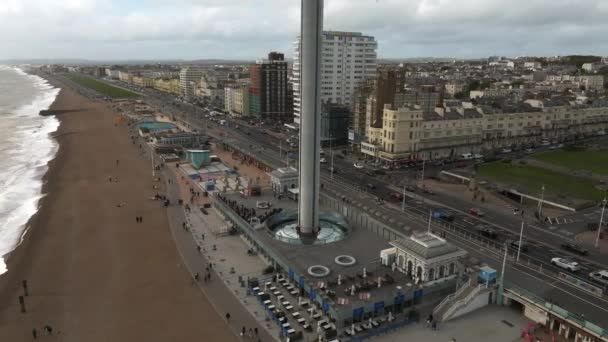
[
  {"xmin": 65, "ymin": 74, "xmax": 138, "ymax": 98},
  {"xmin": 532, "ymin": 150, "xmax": 608, "ymax": 175},
  {"xmin": 478, "ymin": 162, "xmax": 605, "ymax": 201}
]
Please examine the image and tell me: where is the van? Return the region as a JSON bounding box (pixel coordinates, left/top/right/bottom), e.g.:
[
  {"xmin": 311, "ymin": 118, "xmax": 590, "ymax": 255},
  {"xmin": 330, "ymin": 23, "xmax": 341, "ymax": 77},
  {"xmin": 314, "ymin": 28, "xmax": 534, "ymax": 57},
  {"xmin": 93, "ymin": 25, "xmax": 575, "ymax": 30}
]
[
  {"xmin": 460, "ymin": 153, "xmax": 473, "ymax": 160},
  {"xmin": 589, "ymin": 270, "xmax": 608, "ymax": 285}
]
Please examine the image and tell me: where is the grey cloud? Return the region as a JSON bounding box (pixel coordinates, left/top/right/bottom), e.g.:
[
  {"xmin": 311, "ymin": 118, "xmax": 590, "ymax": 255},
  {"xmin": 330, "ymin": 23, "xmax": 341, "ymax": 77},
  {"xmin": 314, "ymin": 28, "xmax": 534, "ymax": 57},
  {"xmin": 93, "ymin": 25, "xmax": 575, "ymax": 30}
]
[{"xmin": 0, "ymin": 0, "xmax": 606, "ymax": 60}]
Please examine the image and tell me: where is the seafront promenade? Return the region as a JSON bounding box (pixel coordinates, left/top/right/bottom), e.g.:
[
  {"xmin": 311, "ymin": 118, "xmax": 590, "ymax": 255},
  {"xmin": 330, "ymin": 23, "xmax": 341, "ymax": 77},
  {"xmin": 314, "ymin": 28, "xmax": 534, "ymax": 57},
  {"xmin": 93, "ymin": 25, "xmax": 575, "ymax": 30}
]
[
  {"xmin": 0, "ymin": 83, "xmax": 235, "ymax": 342},
  {"xmin": 159, "ymin": 161, "xmax": 280, "ymax": 342}
]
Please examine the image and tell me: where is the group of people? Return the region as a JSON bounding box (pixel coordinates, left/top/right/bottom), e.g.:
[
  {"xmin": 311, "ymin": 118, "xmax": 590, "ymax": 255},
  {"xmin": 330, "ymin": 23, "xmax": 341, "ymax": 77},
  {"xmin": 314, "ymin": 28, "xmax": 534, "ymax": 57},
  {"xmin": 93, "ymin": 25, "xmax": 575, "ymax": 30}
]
[
  {"xmin": 217, "ymin": 194, "xmax": 282, "ymax": 225},
  {"xmin": 31, "ymin": 325, "xmax": 53, "ymax": 339},
  {"xmin": 217, "ymin": 195, "xmax": 257, "ymax": 222},
  {"xmin": 240, "ymin": 325, "xmax": 259, "ymax": 340}
]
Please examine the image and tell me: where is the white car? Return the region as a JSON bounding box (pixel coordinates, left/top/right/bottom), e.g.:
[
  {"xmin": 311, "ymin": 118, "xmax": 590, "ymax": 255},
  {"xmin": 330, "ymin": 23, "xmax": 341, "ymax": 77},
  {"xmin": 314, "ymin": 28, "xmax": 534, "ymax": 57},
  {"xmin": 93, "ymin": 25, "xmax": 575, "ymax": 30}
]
[
  {"xmin": 540, "ymin": 140, "xmax": 551, "ymax": 146},
  {"xmin": 473, "ymin": 154, "xmax": 484, "ymax": 160},
  {"xmin": 589, "ymin": 270, "xmax": 608, "ymax": 285},
  {"xmin": 255, "ymin": 201, "xmax": 272, "ymax": 209},
  {"xmin": 320, "ymin": 158, "xmax": 327, "ymax": 163},
  {"xmin": 551, "ymin": 257, "xmax": 580, "ymax": 272},
  {"xmin": 353, "ymin": 163, "xmax": 364, "ymax": 169},
  {"xmin": 500, "ymin": 148, "xmax": 512, "ymax": 154}
]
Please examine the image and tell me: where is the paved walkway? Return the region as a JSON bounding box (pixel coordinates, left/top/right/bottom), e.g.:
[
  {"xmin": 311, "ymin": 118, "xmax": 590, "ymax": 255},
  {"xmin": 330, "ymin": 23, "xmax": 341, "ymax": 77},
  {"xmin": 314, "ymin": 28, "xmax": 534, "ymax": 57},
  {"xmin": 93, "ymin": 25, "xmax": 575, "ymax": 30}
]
[
  {"xmin": 373, "ymin": 305, "xmax": 532, "ymax": 342},
  {"xmin": 163, "ymin": 165, "xmax": 282, "ymax": 342}
]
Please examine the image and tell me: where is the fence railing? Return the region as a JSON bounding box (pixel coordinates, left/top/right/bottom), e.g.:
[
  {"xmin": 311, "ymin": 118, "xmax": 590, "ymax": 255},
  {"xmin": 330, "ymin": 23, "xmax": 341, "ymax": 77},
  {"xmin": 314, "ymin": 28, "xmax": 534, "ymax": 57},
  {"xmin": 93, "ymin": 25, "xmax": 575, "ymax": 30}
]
[
  {"xmin": 506, "ymin": 283, "xmax": 608, "ymax": 338},
  {"xmin": 442, "ymin": 284, "xmax": 485, "ymax": 321},
  {"xmin": 433, "ymin": 278, "xmax": 472, "ymax": 316},
  {"xmin": 347, "ymin": 317, "xmax": 414, "ymax": 342}
]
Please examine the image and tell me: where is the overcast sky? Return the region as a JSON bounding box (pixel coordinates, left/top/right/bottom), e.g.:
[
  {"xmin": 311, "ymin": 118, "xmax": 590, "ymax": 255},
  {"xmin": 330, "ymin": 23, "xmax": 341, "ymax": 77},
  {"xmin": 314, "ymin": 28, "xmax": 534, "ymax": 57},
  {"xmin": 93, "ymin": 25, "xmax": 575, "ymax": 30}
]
[{"xmin": 1, "ymin": 0, "xmax": 607, "ymax": 60}]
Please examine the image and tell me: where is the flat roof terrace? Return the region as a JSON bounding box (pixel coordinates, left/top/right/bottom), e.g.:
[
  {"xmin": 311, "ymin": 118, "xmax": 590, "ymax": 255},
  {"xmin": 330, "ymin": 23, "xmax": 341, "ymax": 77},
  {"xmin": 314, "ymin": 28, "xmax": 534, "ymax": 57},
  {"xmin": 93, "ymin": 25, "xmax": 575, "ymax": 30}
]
[{"xmin": 216, "ymin": 192, "xmax": 455, "ymax": 322}]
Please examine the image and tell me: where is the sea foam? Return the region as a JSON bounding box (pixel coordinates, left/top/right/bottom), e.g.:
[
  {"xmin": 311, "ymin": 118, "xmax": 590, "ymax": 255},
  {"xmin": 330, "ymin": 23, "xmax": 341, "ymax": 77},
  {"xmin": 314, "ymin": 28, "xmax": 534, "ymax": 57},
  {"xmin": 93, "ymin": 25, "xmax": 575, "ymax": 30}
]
[{"xmin": 0, "ymin": 67, "xmax": 60, "ymax": 275}]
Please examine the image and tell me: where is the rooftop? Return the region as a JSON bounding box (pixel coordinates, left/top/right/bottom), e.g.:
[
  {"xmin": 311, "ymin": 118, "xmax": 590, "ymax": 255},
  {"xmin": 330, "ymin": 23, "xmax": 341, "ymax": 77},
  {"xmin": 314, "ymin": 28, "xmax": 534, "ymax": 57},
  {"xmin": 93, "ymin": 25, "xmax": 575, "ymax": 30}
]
[{"xmin": 390, "ymin": 232, "xmax": 466, "ymax": 260}]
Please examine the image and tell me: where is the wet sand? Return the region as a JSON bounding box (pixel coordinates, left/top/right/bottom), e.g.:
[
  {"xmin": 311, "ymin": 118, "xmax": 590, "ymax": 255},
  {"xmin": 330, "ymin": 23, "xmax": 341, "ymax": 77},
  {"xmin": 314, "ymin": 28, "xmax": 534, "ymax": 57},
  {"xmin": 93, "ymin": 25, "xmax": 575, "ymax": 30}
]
[{"xmin": 0, "ymin": 85, "xmax": 236, "ymax": 341}]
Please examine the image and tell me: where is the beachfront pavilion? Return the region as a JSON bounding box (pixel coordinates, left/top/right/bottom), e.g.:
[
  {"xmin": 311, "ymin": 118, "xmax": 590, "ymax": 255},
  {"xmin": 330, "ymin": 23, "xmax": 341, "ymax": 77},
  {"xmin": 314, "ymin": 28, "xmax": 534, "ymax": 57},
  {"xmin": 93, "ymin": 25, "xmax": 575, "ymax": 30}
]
[
  {"xmin": 383, "ymin": 233, "xmax": 468, "ymax": 284},
  {"xmin": 269, "ymin": 167, "xmax": 298, "ymax": 195},
  {"xmin": 213, "ymin": 192, "xmax": 462, "ymax": 334}
]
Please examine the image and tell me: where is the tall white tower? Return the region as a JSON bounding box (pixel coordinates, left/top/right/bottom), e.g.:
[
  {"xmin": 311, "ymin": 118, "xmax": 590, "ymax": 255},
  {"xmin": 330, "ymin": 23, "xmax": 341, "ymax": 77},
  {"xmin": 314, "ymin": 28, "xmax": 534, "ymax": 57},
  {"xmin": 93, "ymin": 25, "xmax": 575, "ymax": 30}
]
[{"xmin": 297, "ymin": 0, "xmax": 323, "ymax": 235}]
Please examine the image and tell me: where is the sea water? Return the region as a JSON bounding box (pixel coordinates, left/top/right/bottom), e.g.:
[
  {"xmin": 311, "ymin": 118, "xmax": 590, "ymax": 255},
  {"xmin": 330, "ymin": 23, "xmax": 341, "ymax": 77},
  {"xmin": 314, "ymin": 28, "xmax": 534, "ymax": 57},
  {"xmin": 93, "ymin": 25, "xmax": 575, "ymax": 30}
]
[{"xmin": 0, "ymin": 66, "xmax": 60, "ymax": 275}]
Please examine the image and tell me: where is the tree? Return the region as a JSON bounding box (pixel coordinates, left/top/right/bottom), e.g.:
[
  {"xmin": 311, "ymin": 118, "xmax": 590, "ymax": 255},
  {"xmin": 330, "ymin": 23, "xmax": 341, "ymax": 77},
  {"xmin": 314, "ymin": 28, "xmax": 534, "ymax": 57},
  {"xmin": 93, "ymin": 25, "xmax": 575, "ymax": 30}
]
[
  {"xmin": 468, "ymin": 80, "xmax": 481, "ymax": 91},
  {"xmin": 454, "ymin": 91, "xmax": 467, "ymax": 100}
]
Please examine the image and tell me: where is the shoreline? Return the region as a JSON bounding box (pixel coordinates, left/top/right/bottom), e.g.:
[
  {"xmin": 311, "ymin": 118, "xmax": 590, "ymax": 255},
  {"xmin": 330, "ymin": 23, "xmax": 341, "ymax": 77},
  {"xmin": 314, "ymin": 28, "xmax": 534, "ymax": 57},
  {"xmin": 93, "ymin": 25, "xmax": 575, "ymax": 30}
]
[
  {"xmin": 0, "ymin": 76, "xmax": 235, "ymax": 341},
  {"xmin": 0, "ymin": 75, "xmax": 62, "ymax": 277}
]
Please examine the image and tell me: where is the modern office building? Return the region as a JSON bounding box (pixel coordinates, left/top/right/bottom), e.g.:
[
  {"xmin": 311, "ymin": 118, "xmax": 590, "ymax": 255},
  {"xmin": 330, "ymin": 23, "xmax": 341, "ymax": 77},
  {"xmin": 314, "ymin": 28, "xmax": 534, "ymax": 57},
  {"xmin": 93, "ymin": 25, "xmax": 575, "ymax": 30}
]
[
  {"xmin": 321, "ymin": 103, "xmax": 350, "ymax": 145},
  {"xmin": 179, "ymin": 66, "xmax": 205, "ymax": 100},
  {"xmin": 248, "ymin": 52, "xmax": 292, "ymax": 123},
  {"xmin": 292, "ymin": 31, "xmax": 377, "ymax": 125}
]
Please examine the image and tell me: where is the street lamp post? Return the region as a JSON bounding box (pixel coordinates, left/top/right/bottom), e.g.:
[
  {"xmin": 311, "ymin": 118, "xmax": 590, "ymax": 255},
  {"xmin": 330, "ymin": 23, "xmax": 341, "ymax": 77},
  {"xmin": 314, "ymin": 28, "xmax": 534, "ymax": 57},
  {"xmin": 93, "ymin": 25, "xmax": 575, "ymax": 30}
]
[
  {"xmin": 595, "ymin": 197, "xmax": 607, "ymax": 248},
  {"xmin": 401, "ymin": 184, "xmax": 406, "ymax": 212},
  {"xmin": 516, "ymin": 220, "xmax": 525, "ymax": 262},
  {"xmin": 330, "ymin": 134, "xmax": 334, "ymax": 181},
  {"xmin": 151, "ymin": 148, "xmax": 155, "ymax": 177},
  {"xmin": 419, "ymin": 158, "xmax": 426, "ymax": 189},
  {"xmin": 537, "ymin": 185, "xmax": 546, "ymax": 220},
  {"xmin": 497, "ymin": 243, "xmax": 508, "ymax": 305}
]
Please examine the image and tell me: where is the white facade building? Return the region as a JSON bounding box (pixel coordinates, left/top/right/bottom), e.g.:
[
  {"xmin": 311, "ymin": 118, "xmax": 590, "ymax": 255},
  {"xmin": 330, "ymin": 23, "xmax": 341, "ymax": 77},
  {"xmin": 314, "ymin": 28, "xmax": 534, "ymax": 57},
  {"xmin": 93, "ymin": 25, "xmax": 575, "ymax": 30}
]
[
  {"xmin": 179, "ymin": 66, "xmax": 205, "ymax": 100},
  {"xmin": 224, "ymin": 87, "xmax": 235, "ymax": 113},
  {"xmin": 292, "ymin": 31, "xmax": 377, "ymax": 125}
]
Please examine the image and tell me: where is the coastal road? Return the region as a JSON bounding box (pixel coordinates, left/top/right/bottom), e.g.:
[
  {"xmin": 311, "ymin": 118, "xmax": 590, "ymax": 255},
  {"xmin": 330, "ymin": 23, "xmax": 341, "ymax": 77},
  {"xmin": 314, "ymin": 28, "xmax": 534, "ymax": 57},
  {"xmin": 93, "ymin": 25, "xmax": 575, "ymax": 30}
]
[{"xmin": 85, "ymin": 76, "xmax": 608, "ymax": 327}]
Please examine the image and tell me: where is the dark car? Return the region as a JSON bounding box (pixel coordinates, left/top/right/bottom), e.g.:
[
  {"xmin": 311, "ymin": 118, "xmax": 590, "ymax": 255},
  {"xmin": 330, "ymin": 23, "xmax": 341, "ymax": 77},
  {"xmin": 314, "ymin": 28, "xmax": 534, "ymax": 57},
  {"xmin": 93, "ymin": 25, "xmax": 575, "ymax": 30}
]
[
  {"xmin": 390, "ymin": 192, "xmax": 404, "ymax": 202},
  {"xmin": 367, "ymin": 183, "xmax": 376, "ymax": 190},
  {"xmin": 587, "ymin": 222, "xmax": 608, "ymax": 230},
  {"xmin": 476, "ymin": 225, "xmax": 498, "ymax": 239},
  {"xmin": 374, "ymin": 169, "xmax": 386, "ymax": 175},
  {"xmin": 561, "ymin": 242, "xmax": 588, "ymax": 256},
  {"xmin": 433, "ymin": 209, "xmax": 455, "ymax": 222},
  {"xmin": 509, "ymin": 240, "xmax": 528, "ymax": 252},
  {"xmin": 365, "ymin": 170, "xmax": 376, "ymax": 176}
]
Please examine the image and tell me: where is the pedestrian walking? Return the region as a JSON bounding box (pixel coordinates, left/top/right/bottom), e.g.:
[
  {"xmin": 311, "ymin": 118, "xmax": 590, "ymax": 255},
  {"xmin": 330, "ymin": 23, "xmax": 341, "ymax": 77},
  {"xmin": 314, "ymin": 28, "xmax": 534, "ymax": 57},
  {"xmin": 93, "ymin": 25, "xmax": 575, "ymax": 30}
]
[
  {"xmin": 248, "ymin": 328, "xmax": 254, "ymax": 338},
  {"xmin": 431, "ymin": 320, "xmax": 437, "ymax": 330},
  {"xmin": 19, "ymin": 295, "xmax": 26, "ymax": 313},
  {"xmin": 202, "ymin": 233, "xmax": 205, "ymax": 240},
  {"xmin": 32, "ymin": 328, "xmax": 37, "ymax": 339},
  {"xmin": 197, "ymin": 245, "xmax": 201, "ymax": 253},
  {"xmin": 135, "ymin": 217, "xmax": 139, "ymax": 223},
  {"xmin": 194, "ymin": 273, "xmax": 199, "ymax": 282},
  {"xmin": 22, "ymin": 280, "xmax": 28, "ymax": 296},
  {"xmin": 241, "ymin": 326, "xmax": 245, "ymax": 337},
  {"xmin": 225, "ymin": 312, "xmax": 231, "ymax": 322},
  {"xmin": 254, "ymin": 327, "xmax": 258, "ymax": 337},
  {"xmin": 43, "ymin": 325, "xmax": 53, "ymax": 335}
]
